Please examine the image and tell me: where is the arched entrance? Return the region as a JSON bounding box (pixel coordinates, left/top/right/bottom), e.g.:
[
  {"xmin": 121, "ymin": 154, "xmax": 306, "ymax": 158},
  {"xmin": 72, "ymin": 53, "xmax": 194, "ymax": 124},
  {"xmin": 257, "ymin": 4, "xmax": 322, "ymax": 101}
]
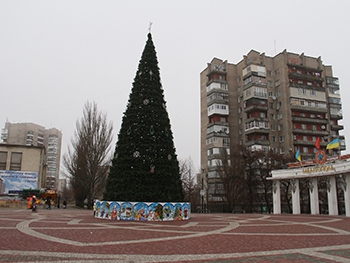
[{"xmin": 269, "ymin": 156, "xmax": 350, "ymax": 217}]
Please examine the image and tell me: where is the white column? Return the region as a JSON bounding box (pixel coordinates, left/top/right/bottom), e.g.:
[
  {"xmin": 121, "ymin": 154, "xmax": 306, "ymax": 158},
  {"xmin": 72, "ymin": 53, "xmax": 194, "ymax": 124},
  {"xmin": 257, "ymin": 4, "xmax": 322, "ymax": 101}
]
[
  {"xmin": 272, "ymin": 180, "xmax": 281, "ymax": 214},
  {"xmin": 291, "ymin": 179, "xmax": 300, "ymax": 214},
  {"xmin": 343, "ymin": 174, "xmax": 350, "ymax": 217},
  {"xmin": 309, "ymin": 178, "xmax": 319, "ymax": 215},
  {"xmin": 327, "ymin": 176, "xmax": 338, "ymax": 215}
]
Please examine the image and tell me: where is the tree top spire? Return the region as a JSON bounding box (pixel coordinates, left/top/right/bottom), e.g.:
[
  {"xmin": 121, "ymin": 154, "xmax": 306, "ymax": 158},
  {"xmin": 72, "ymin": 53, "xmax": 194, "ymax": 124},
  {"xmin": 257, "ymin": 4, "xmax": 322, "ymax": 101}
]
[{"xmin": 148, "ymin": 21, "xmax": 153, "ymax": 33}]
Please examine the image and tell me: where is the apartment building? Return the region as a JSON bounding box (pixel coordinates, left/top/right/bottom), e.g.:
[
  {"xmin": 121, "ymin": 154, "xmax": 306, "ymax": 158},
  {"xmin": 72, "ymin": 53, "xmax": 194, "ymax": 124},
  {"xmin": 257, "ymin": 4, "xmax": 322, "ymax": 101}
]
[
  {"xmin": 1, "ymin": 122, "xmax": 62, "ymax": 189},
  {"xmin": 200, "ymin": 50, "xmax": 345, "ymax": 209}
]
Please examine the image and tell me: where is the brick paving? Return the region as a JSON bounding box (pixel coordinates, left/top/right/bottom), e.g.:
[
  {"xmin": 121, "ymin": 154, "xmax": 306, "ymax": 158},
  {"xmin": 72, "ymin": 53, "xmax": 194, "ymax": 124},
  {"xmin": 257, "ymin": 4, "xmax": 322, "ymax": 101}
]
[{"xmin": 0, "ymin": 207, "xmax": 350, "ymax": 262}]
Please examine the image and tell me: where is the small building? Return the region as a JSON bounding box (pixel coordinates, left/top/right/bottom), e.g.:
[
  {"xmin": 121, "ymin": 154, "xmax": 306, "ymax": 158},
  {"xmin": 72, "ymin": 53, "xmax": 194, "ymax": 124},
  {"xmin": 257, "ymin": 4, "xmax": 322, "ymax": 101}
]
[{"xmin": 0, "ymin": 144, "xmax": 46, "ymax": 193}]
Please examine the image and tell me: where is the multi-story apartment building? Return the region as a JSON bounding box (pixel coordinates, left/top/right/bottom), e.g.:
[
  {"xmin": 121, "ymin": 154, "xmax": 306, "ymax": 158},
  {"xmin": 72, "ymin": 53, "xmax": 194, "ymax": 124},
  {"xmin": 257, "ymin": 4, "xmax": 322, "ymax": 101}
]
[
  {"xmin": 200, "ymin": 50, "xmax": 345, "ymax": 210},
  {"xmin": 1, "ymin": 122, "xmax": 62, "ymax": 189}
]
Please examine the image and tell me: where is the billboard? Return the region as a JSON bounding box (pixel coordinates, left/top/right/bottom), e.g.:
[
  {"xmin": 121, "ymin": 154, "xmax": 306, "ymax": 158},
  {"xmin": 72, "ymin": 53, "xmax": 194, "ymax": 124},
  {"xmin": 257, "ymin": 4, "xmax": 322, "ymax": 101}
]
[{"xmin": 0, "ymin": 170, "xmax": 38, "ymax": 194}]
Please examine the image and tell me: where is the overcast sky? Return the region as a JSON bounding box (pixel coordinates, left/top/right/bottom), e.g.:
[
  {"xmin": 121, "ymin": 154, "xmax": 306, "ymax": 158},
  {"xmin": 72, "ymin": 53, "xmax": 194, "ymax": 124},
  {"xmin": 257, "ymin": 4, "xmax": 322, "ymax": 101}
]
[{"xmin": 1, "ymin": 1, "xmax": 349, "ymax": 173}]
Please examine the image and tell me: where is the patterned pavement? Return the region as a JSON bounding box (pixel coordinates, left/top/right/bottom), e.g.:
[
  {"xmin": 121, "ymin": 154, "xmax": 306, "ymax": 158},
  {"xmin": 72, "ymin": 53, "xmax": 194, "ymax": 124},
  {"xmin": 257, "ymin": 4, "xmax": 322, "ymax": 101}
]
[{"xmin": 1, "ymin": 207, "xmax": 350, "ymax": 262}]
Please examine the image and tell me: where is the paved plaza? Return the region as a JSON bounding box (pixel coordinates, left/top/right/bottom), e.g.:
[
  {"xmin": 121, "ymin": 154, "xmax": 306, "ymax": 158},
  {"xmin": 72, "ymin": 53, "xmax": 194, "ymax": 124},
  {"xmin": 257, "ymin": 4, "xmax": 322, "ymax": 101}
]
[{"xmin": 1, "ymin": 207, "xmax": 350, "ymax": 262}]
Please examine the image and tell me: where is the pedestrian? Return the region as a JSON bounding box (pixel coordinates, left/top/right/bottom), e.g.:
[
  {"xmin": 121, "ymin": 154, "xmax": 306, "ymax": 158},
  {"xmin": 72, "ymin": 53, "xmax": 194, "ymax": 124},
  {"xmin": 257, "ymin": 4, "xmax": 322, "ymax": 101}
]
[
  {"xmin": 46, "ymin": 196, "xmax": 51, "ymax": 210},
  {"xmin": 63, "ymin": 200, "xmax": 67, "ymax": 209},
  {"xmin": 31, "ymin": 195, "xmax": 37, "ymax": 212}
]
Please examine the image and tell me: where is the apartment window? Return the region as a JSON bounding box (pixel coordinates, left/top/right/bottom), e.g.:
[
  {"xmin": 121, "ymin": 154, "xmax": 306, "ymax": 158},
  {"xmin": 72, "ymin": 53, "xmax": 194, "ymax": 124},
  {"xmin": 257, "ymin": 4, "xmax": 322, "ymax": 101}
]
[
  {"xmin": 260, "ymin": 112, "xmax": 266, "ymax": 118},
  {"xmin": 310, "ymin": 90, "xmax": 316, "ymax": 96},
  {"xmin": 223, "ymin": 138, "xmax": 230, "ymax": 147},
  {"xmin": 275, "ymin": 69, "xmax": 280, "ymax": 76},
  {"xmin": 298, "ymin": 88, "xmax": 306, "ymax": 95},
  {"xmin": 239, "ymin": 118, "xmax": 242, "ymax": 124},
  {"xmin": 277, "ymin": 101, "xmax": 282, "ymax": 110},
  {"xmin": 271, "ymin": 125, "xmax": 276, "ymax": 131},
  {"xmin": 269, "ymin": 102, "xmax": 274, "ymax": 109},
  {"xmin": 267, "ymin": 70, "xmax": 272, "ymax": 76},
  {"xmin": 278, "ymin": 124, "xmax": 283, "ymax": 131},
  {"xmin": 279, "ymin": 136, "xmax": 284, "ymax": 142},
  {"xmin": 238, "ymin": 107, "xmax": 242, "ymax": 113},
  {"xmin": 277, "ymin": 113, "xmax": 283, "ymax": 120},
  {"xmin": 0, "ymin": 151, "xmax": 7, "ymax": 170},
  {"xmin": 270, "ymin": 114, "xmax": 275, "ymax": 120},
  {"xmin": 303, "ymin": 147, "xmax": 308, "ymax": 153},
  {"xmin": 280, "ymin": 147, "xmax": 285, "ymax": 154},
  {"xmin": 10, "ymin": 152, "xmax": 22, "ymax": 171},
  {"xmin": 303, "ymin": 136, "xmax": 307, "ymax": 141},
  {"xmin": 275, "ymin": 79, "xmax": 281, "ymax": 87},
  {"xmin": 300, "ymin": 113, "xmax": 306, "ymax": 117},
  {"xmin": 268, "ymin": 81, "xmax": 273, "ymax": 87},
  {"xmin": 312, "ymin": 125, "xmax": 316, "ymax": 131},
  {"xmin": 301, "ymin": 124, "xmax": 307, "ymax": 129},
  {"xmin": 271, "ymin": 136, "xmax": 276, "ymax": 142},
  {"xmin": 237, "ymin": 76, "xmax": 241, "ymax": 82}
]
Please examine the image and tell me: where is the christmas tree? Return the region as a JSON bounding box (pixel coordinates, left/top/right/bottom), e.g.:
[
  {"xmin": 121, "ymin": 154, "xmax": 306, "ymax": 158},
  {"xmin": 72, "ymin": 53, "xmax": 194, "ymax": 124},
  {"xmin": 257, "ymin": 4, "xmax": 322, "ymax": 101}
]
[{"xmin": 104, "ymin": 33, "xmax": 184, "ymax": 202}]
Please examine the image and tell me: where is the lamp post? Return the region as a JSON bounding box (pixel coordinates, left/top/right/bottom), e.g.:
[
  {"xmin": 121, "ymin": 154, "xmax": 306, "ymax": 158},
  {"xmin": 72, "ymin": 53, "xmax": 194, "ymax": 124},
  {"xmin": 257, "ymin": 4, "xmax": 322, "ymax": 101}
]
[{"xmin": 200, "ymin": 165, "xmax": 206, "ymax": 213}]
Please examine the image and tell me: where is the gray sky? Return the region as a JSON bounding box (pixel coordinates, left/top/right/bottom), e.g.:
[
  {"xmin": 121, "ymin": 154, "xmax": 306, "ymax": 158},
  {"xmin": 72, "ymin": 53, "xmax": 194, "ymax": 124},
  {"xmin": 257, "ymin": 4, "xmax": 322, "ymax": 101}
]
[{"xmin": 1, "ymin": 1, "xmax": 349, "ymax": 173}]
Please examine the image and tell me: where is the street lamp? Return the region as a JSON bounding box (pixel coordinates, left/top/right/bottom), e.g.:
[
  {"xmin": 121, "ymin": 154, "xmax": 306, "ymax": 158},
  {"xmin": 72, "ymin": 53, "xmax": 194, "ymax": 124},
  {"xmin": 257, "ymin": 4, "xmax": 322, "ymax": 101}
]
[{"xmin": 201, "ymin": 165, "xmax": 206, "ymax": 213}]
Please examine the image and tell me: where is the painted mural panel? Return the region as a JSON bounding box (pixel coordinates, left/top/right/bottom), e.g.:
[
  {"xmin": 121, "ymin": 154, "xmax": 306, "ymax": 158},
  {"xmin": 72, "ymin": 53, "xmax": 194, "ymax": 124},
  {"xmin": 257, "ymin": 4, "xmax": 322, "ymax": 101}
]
[{"xmin": 94, "ymin": 200, "xmax": 191, "ymax": 221}]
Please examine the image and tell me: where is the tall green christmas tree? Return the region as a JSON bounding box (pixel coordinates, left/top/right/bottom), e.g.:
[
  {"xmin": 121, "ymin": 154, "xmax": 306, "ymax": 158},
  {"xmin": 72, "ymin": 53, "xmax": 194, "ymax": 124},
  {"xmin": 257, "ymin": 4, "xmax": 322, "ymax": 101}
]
[{"xmin": 104, "ymin": 33, "xmax": 184, "ymax": 202}]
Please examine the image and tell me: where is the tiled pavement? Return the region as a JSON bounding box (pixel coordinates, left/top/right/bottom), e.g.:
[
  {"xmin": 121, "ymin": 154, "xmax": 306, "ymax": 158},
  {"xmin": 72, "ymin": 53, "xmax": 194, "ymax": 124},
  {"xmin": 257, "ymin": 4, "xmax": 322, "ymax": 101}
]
[{"xmin": 1, "ymin": 207, "xmax": 350, "ymax": 262}]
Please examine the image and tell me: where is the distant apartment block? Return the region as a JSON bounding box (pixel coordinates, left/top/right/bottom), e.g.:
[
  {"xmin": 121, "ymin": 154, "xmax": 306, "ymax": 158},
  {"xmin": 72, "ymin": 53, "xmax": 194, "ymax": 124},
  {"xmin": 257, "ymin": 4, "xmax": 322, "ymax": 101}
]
[{"xmin": 1, "ymin": 122, "xmax": 62, "ymax": 190}]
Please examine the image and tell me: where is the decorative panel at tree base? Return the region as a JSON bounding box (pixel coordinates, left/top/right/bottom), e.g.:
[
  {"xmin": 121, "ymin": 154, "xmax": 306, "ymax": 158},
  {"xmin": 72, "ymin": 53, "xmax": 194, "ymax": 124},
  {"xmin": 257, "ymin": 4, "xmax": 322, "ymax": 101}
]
[{"xmin": 94, "ymin": 200, "xmax": 191, "ymax": 221}]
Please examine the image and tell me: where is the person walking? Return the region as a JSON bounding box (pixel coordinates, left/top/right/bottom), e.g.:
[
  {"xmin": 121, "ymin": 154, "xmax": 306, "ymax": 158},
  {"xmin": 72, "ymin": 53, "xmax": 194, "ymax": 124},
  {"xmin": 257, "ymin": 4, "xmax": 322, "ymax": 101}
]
[
  {"xmin": 46, "ymin": 196, "xmax": 51, "ymax": 210},
  {"xmin": 31, "ymin": 195, "xmax": 37, "ymax": 212}
]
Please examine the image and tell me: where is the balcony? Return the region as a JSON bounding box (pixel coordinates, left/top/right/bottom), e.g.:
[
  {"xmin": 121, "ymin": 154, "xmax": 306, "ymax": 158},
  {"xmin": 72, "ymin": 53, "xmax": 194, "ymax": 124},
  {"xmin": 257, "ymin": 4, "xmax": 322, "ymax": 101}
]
[
  {"xmin": 245, "ymin": 104, "xmax": 268, "ymax": 113},
  {"xmin": 207, "ymin": 93, "xmax": 229, "ymax": 107},
  {"xmin": 288, "ymin": 71, "xmax": 323, "ymax": 82},
  {"xmin": 245, "ymin": 128, "xmax": 270, "ymax": 135},
  {"xmin": 243, "ymin": 76, "xmax": 267, "ymax": 89},
  {"xmin": 326, "ymin": 76, "xmax": 339, "ymax": 88},
  {"xmin": 293, "ymin": 129, "xmax": 328, "ymax": 136},
  {"xmin": 207, "ymin": 103, "xmax": 229, "ymax": 117},
  {"xmin": 290, "ymin": 104, "xmax": 328, "ymax": 113},
  {"xmin": 291, "ymin": 116, "xmax": 328, "ymax": 124},
  {"xmin": 330, "ymin": 109, "xmax": 343, "ymax": 120},
  {"xmin": 293, "ymin": 140, "xmax": 328, "ymax": 148},
  {"xmin": 330, "ymin": 124, "xmax": 344, "ymax": 130},
  {"xmin": 245, "ymin": 139, "xmax": 270, "ymax": 147}
]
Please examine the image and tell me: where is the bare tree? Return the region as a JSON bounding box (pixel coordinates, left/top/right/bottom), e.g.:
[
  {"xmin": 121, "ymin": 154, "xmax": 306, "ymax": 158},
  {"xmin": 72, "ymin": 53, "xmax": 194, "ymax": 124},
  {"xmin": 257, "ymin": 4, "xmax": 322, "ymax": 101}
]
[
  {"xmin": 63, "ymin": 101, "xmax": 113, "ymax": 208},
  {"xmin": 216, "ymin": 146, "xmax": 246, "ymax": 213},
  {"xmin": 179, "ymin": 157, "xmax": 200, "ymax": 211}
]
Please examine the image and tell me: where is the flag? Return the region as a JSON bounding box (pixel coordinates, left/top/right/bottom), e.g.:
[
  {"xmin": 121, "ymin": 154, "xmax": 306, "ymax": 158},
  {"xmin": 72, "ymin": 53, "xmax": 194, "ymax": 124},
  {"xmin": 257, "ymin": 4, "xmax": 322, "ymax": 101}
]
[
  {"xmin": 326, "ymin": 138, "xmax": 340, "ymax": 149},
  {"xmin": 315, "ymin": 137, "xmax": 321, "ymax": 150},
  {"xmin": 295, "ymin": 149, "xmax": 302, "ymax": 162}
]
